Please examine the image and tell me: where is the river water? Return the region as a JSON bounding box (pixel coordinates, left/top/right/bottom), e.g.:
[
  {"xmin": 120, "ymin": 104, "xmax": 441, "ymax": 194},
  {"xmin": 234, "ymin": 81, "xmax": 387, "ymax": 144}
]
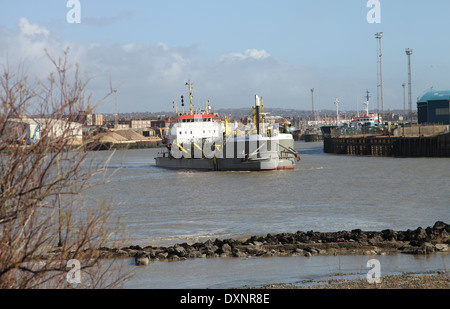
[{"xmin": 82, "ymin": 142, "xmax": 449, "ymax": 288}]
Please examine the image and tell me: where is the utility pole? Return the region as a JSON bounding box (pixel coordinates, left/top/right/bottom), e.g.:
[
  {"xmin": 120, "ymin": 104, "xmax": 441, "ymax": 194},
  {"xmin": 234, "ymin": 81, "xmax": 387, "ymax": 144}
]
[
  {"xmin": 406, "ymin": 48, "xmax": 413, "ymax": 120},
  {"xmin": 311, "ymin": 88, "xmax": 315, "ymax": 121}
]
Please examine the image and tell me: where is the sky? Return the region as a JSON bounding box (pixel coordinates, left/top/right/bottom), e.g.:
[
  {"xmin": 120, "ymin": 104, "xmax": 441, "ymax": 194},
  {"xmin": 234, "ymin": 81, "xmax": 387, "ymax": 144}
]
[{"xmin": 1, "ymin": 0, "xmax": 450, "ymax": 114}]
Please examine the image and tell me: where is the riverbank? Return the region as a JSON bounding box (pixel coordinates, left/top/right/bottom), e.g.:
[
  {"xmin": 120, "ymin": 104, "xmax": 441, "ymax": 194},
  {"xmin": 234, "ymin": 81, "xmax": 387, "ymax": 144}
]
[{"xmin": 98, "ymin": 221, "xmax": 449, "ymax": 265}]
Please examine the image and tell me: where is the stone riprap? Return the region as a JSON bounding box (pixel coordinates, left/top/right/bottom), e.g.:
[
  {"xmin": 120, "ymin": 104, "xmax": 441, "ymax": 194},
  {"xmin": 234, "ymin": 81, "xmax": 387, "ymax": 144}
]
[{"xmin": 98, "ymin": 221, "xmax": 449, "ymax": 265}]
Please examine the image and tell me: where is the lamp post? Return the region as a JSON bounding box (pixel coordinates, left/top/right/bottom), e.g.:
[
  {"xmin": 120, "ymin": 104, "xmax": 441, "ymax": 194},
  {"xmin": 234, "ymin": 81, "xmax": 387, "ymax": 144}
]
[
  {"xmin": 406, "ymin": 48, "xmax": 413, "ymax": 120},
  {"xmin": 311, "ymin": 88, "xmax": 315, "ymax": 121},
  {"xmin": 375, "ymin": 32, "xmax": 384, "ymax": 123}
]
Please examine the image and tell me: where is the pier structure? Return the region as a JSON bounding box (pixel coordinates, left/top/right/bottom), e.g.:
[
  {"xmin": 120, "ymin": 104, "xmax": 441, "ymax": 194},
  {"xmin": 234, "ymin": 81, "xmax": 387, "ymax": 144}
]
[{"xmin": 323, "ymin": 124, "xmax": 450, "ymax": 157}]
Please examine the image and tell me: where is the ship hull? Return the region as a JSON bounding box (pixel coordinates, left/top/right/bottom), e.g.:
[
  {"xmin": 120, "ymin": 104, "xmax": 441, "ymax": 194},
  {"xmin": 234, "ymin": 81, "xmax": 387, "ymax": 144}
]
[
  {"xmin": 155, "ymin": 156, "xmax": 295, "ymax": 171},
  {"xmin": 155, "ymin": 133, "xmax": 298, "ymax": 171}
]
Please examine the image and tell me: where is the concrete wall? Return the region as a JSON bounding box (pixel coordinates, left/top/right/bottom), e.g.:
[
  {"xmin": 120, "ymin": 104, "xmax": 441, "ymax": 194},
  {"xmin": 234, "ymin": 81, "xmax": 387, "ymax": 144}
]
[{"xmin": 392, "ymin": 124, "xmax": 449, "ymax": 137}]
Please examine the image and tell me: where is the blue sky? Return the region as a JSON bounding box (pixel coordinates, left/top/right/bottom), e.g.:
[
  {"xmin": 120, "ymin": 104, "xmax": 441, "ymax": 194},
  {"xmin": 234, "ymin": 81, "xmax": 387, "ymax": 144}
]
[{"xmin": 1, "ymin": 0, "xmax": 450, "ymax": 114}]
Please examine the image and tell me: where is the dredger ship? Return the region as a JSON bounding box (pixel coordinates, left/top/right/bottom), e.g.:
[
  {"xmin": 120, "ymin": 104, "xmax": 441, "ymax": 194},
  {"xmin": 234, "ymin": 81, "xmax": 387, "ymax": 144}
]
[{"xmin": 155, "ymin": 81, "xmax": 300, "ymax": 171}]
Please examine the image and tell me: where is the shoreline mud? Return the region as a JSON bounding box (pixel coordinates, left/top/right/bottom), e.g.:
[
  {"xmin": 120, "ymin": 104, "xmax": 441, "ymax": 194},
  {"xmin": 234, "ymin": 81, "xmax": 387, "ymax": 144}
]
[
  {"xmin": 98, "ymin": 221, "xmax": 449, "ymax": 265},
  {"xmin": 257, "ymin": 271, "xmax": 450, "ymax": 289}
]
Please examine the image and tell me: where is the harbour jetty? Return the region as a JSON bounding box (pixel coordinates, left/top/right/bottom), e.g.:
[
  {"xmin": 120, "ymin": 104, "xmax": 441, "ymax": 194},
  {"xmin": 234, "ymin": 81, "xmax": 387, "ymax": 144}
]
[
  {"xmin": 97, "ymin": 221, "xmax": 449, "ymax": 264},
  {"xmin": 323, "ymin": 124, "xmax": 450, "ymax": 157}
]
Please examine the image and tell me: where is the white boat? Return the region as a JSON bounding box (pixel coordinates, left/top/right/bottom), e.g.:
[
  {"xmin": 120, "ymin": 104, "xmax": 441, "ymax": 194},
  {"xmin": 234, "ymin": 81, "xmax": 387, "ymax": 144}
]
[
  {"xmin": 350, "ymin": 100, "xmax": 380, "ymax": 127},
  {"xmin": 155, "ymin": 82, "xmax": 300, "ymax": 171}
]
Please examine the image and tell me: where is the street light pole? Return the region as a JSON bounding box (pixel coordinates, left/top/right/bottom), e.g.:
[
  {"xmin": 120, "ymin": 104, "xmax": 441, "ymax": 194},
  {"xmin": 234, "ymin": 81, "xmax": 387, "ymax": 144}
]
[
  {"xmin": 375, "ymin": 32, "xmax": 384, "ymax": 123},
  {"xmin": 406, "ymin": 48, "xmax": 413, "ymax": 120}
]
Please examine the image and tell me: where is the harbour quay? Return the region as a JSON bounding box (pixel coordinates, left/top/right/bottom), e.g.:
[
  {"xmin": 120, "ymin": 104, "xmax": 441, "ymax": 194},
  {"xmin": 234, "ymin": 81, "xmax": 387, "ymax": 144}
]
[{"xmin": 323, "ymin": 124, "xmax": 450, "ymax": 157}]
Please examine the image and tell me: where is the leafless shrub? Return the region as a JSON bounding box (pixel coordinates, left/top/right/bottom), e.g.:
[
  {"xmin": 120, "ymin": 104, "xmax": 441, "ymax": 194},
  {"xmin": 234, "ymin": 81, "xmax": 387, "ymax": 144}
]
[{"xmin": 0, "ymin": 48, "xmax": 131, "ymax": 288}]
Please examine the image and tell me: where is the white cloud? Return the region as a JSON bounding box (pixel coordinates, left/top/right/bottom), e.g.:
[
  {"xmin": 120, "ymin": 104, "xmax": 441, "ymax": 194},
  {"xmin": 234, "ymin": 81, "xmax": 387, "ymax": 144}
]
[
  {"xmin": 18, "ymin": 18, "xmax": 49, "ymax": 37},
  {"xmin": 0, "ymin": 19, "xmax": 354, "ymax": 113},
  {"xmin": 220, "ymin": 49, "xmax": 271, "ymax": 61}
]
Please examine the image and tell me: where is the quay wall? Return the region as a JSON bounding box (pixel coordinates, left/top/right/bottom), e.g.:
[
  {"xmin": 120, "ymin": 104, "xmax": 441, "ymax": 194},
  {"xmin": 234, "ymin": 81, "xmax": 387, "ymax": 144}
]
[{"xmin": 323, "ymin": 133, "xmax": 450, "ymax": 157}]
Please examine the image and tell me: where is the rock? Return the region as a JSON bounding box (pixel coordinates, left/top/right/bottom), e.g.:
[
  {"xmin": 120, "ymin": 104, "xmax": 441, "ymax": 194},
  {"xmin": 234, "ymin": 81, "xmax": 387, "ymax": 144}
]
[
  {"xmin": 186, "ymin": 250, "xmax": 203, "ymax": 259},
  {"xmin": 304, "ymin": 252, "xmax": 312, "ymax": 257},
  {"xmin": 419, "ymin": 242, "xmax": 435, "ymax": 254},
  {"xmin": 433, "ymin": 221, "xmax": 447, "ymax": 231},
  {"xmin": 157, "ymin": 252, "xmax": 169, "ymax": 259},
  {"xmin": 368, "ymin": 235, "xmax": 384, "ymax": 246},
  {"xmin": 415, "ymin": 227, "xmax": 428, "ymax": 240},
  {"xmin": 363, "ymin": 250, "xmax": 376, "ymax": 256},
  {"xmin": 435, "ymin": 244, "xmax": 448, "ymax": 252},
  {"xmin": 295, "ymin": 248, "xmax": 304, "ymax": 254},
  {"xmin": 220, "ymin": 243, "xmax": 232, "ymax": 255},
  {"xmin": 135, "ymin": 252, "xmax": 150, "ymax": 266},
  {"xmin": 173, "ymin": 245, "xmax": 186, "ymax": 257},
  {"xmin": 232, "ymin": 249, "xmax": 247, "ymax": 258},
  {"xmin": 381, "ymin": 229, "xmax": 397, "ymax": 241},
  {"xmin": 169, "ymin": 255, "xmax": 180, "ymax": 261}
]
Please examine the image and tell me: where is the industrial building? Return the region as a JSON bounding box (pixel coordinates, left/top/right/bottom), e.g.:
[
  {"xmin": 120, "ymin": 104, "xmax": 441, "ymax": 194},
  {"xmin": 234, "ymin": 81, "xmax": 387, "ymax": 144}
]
[
  {"xmin": 4, "ymin": 117, "xmax": 83, "ymax": 145},
  {"xmin": 417, "ymin": 90, "xmax": 450, "ymax": 125}
]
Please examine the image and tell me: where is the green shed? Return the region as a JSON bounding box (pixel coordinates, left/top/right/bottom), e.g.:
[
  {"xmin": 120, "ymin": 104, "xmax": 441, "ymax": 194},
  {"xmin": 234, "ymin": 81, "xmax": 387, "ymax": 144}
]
[{"xmin": 417, "ymin": 90, "xmax": 450, "ymax": 124}]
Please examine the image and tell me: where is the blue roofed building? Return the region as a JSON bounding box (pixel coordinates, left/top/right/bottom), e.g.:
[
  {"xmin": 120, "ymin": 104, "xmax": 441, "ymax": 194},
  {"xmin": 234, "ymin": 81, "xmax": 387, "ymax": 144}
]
[{"xmin": 417, "ymin": 90, "xmax": 450, "ymax": 125}]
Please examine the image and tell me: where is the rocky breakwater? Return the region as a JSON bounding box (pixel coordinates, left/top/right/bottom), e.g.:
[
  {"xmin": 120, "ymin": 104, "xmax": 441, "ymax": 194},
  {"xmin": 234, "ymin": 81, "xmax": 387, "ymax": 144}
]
[{"xmin": 99, "ymin": 221, "xmax": 449, "ymax": 266}]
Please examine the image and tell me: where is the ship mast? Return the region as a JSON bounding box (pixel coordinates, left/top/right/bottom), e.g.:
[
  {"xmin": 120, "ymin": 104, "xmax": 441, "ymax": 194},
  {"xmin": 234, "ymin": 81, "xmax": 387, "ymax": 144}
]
[
  {"xmin": 364, "ymin": 90, "xmax": 371, "ymax": 116},
  {"xmin": 186, "ymin": 80, "xmax": 194, "ymax": 115}
]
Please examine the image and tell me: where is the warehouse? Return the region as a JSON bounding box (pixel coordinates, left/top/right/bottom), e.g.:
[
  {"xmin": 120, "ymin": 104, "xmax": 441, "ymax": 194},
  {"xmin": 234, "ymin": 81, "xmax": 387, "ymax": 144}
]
[
  {"xmin": 4, "ymin": 117, "xmax": 83, "ymax": 145},
  {"xmin": 417, "ymin": 90, "xmax": 450, "ymax": 125}
]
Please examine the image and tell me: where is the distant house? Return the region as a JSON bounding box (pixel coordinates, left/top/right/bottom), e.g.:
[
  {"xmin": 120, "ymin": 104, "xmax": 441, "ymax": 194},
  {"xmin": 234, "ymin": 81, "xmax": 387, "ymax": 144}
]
[{"xmin": 417, "ymin": 91, "xmax": 450, "ymax": 125}]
